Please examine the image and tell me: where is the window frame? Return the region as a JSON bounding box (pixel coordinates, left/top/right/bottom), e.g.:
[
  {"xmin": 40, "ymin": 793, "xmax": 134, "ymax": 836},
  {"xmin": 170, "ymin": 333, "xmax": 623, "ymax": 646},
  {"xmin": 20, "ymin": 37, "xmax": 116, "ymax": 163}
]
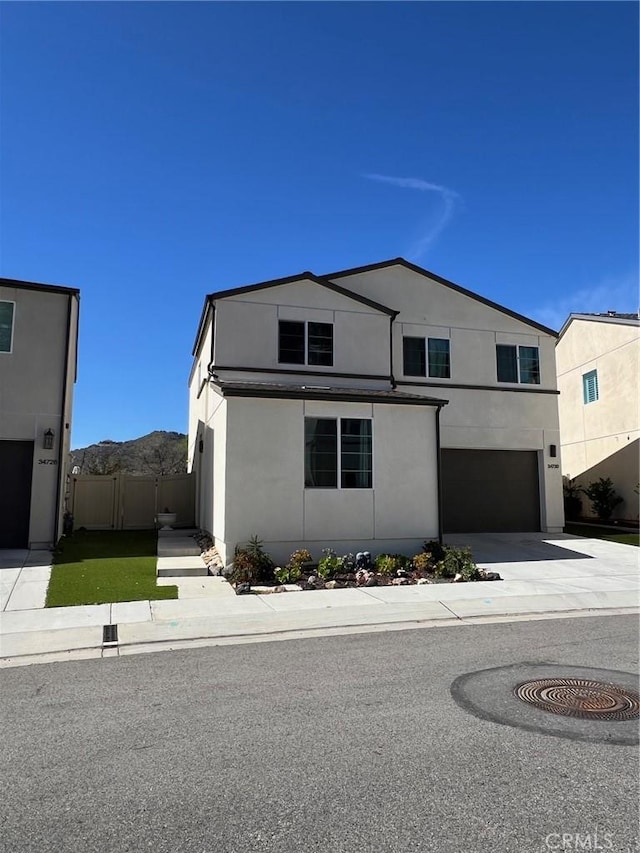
[
  {"xmin": 304, "ymin": 416, "xmax": 373, "ymax": 490},
  {"xmin": 402, "ymin": 336, "xmax": 451, "ymax": 379},
  {"xmin": 582, "ymin": 369, "xmax": 599, "ymax": 404},
  {"xmin": 0, "ymin": 300, "xmax": 15, "ymax": 354},
  {"xmin": 496, "ymin": 344, "xmax": 541, "ymax": 385},
  {"xmin": 278, "ymin": 319, "xmax": 333, "ymax": 367}
]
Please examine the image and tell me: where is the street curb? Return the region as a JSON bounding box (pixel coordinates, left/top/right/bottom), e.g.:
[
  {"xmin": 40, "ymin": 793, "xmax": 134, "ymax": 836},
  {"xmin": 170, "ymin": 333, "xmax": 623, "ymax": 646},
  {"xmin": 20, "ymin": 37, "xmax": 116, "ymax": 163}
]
[{"xmin": 1, "ymin": 605, "xmax": 638, "ymax": 668}]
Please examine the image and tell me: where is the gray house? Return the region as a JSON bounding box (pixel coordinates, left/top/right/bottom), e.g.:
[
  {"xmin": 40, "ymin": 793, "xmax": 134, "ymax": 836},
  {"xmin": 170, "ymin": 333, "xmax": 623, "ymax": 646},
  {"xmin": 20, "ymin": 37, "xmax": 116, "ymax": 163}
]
[{"xmin": 0, "ymin": 278, "xmax": 80, "ymax": 548}]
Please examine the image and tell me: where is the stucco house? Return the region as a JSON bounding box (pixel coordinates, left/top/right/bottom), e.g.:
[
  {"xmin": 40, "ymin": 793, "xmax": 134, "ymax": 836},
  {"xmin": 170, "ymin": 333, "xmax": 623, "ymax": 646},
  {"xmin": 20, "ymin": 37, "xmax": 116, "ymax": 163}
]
[
  {"xmin": 188, "ymin": 259, "xmax": 563, "ymax": 565},
  {"xmin": 556, "ymin": 311, "xmax": 640, "ymax": 520},
  {"xmin": 0, "ymin": 278, "xmax": 79, "ymax": 548}
]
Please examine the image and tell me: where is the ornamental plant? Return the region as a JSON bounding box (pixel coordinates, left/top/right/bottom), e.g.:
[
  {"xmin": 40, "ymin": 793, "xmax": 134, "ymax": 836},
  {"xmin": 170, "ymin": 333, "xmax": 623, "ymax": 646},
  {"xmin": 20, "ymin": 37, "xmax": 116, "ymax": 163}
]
[
  {"xmin": 275, "ymin": 549, "xmax": 313, "ymax": 584},
  {"xmin": 412, "ymin": 552, "xmax": 434, "ymax": 574},
  {"xmin": 230, "ymin": 535, "xmax": 275, "ymax": 585},
  {"xmin": 583, "ymin": 478, "xmax": 623, "ymax": 521},
  {"xmin": 374, "ymin": 554, "xmax": 411, "ymax": 576},
  {"xmin": 317, "ymin": 548, "xmax": 342, "ymax": 579}
]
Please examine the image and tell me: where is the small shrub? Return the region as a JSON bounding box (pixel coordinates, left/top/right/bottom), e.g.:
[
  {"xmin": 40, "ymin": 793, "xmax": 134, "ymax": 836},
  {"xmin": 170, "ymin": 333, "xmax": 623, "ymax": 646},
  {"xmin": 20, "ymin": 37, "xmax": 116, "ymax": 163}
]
[
  {"xmin": 374, "ymin": 554, "xmax": 411, "ymax": 576},
  {"xmin": 422, "ymin": 539, "xmax": 446, "ymax": 562},
  {"xmin": 275, "ymin": 549, "xmax": 313, "ymax": 584},
  {"xmin": 317, "ymin": 548, "xmax": 343, "ymax": 579},
  {"xmin": 230, "ymin": 535, "xmax": 275, "ymax": 584},
  {"xmin": 433, "ymin": 545, "xmax": 478, "ymax": 580},
  {"xmin": 412, "ymin": 552, "xmax": 434, "ymax": 573},
  {"xmin": 563, "ymin": 476, "xmax": 583, "ymax": 520},
  {"xmin": 583, "ymin": 478, "xmax": 623, "ymax": 521}
]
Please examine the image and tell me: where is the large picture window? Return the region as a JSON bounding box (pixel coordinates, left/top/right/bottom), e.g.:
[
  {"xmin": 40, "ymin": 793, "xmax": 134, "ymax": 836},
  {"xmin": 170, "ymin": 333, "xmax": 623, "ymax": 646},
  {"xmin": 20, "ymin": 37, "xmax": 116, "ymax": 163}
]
[
  {"xmin": 279, "ymin": 320, "xmax": 333, "ymax": 366},
  {"xmin": 305, "ymin": 417, "xmax": 372, "ymax": 489},
  {"xmin": 496, "ymin": 344, "xmax": 540, "ymax": 384},
  {"xmin": 403, "ymin": 336, "xmax": 450, "ymax": 378},
  {"xmin": 0, "ymin": 301, "xmax": 15, "ymax": 353}
]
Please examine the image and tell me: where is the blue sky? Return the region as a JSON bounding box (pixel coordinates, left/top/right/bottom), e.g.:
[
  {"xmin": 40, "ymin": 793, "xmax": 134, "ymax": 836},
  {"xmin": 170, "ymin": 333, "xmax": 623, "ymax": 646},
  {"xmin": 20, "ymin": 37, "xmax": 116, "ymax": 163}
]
[{"xmin": 2, "ymin": 2, "xmax": 637, "ymax": 448}]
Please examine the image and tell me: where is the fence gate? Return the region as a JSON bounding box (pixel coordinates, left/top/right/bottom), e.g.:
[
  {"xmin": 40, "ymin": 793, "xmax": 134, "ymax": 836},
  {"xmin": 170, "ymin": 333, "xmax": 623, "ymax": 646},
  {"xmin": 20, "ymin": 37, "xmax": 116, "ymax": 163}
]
[{"xmin": 70, "ymin": 472, "xmax": 195, "ymax": 530}]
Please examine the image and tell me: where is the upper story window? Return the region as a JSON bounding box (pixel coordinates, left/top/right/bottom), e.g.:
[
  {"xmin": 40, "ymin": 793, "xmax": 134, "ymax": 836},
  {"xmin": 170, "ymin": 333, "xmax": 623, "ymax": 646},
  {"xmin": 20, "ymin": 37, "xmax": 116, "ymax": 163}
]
[
  {"xmin": 305, "ymin": 417, "xmax": 372, "ymax": 489},
  {"xmin": 279, "ymin": 320, "xmax": 333, "ymax": 367},
  {"xmin": 583, "ymin": 369, "xmax": 599, "ymax": 404},
  {"xmin": 0, "ymin": 301, "xmax": 15, "ymax": 353},
  {"xmin": 403, "ymin": 337, "xmax": 450, "ymax": 378},
  {"xmin": 496, "ymin": 344, "xmax": 540, "ymax": 384}
]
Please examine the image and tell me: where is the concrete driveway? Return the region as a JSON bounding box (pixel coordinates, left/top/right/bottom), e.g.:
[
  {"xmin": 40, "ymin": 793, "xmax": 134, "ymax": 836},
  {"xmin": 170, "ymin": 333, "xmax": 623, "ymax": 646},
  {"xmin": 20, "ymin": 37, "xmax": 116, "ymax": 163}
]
[{"xmin": 444, "ymin": 531, "xmax": 639, "ymax": 586}]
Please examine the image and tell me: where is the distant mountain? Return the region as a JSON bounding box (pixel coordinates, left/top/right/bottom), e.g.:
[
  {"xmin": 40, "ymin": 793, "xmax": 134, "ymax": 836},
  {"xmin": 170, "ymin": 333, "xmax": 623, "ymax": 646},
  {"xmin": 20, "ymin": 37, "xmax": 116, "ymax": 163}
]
[{"xmin": 70, "ymin": 431, "xmax": 188, "ymax": 476}]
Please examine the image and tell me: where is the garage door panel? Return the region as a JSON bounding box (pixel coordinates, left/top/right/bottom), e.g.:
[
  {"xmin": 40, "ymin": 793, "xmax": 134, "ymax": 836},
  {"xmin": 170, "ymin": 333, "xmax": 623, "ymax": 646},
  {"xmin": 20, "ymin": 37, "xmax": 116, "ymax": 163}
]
[{"xmin": 442, "ymin": 449, "xmax": 540, "ymax": 533}]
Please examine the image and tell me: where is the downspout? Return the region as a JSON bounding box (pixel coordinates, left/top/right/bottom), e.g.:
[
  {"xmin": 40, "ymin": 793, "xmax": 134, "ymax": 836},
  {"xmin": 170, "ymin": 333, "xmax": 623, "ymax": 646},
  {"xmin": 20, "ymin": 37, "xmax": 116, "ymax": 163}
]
[
  {"xmin": 389, "ymin": 312, "xmax": 398, "ymax": 388},
  {"xmin": 436, "ymin": 404, "xmax": 444, "ymax": 545},
  {"xmin": 207, "ymin": 301, "xmax": 216, "ymax": 377},
  {"xmin": 54, "ymin": 293, "xmax": 74, "ymax": 544}
]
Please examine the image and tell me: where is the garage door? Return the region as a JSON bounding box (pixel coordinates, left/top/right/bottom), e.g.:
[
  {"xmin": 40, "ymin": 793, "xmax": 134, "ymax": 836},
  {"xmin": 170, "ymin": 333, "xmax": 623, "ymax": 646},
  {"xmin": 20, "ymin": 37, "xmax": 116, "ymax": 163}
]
[
  {"xmin": 0, "ymin": 440, "xmax": 34, "ymax": 547},
  {"xmin": 442, "ymin": 449, "xmax": 540, "ymax": 533}
]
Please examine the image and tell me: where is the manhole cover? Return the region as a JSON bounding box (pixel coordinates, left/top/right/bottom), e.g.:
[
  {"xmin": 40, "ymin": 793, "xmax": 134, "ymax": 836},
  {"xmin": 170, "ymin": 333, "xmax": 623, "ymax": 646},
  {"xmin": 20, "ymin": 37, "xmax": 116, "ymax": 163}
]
[{"xmin": 514, "ymin": 678, "xmax": 640, "ymax": 721}]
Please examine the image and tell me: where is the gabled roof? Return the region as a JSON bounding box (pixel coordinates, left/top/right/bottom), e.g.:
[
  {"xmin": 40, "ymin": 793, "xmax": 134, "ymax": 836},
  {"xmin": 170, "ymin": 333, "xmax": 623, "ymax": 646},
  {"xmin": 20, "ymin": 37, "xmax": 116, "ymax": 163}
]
[
  {"xmin": 0, "ymin": 276, "xmax": 80, "ymax": 296},
  {"xmin": 558, "ymin": 311, "xmax": 640, "ymax": 341},
  {"xmin": 208, "ymin": 271, "xmax": 397, "ymax": 316},
  {"xmin": 192, "ymin": 270, "xmax": 397, "ymax": 356},
  {"xmin": 323, "ymin": 257, "xmax": 558, "ymax": 338}
]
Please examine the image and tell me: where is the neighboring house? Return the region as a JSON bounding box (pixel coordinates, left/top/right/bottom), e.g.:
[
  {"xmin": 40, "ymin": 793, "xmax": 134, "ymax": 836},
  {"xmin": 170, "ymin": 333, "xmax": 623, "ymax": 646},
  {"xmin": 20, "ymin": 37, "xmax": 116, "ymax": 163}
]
[
  {"xmin": 556, "ymin": 312, "xmax": 640, "ymax": 520},
  {"xmin": 0, "ymin": 278, "xmax": 80, "ymax": 548},
  {"xmin": 188, "ymin": 258, "xmax": 563, "ymax": 565}
]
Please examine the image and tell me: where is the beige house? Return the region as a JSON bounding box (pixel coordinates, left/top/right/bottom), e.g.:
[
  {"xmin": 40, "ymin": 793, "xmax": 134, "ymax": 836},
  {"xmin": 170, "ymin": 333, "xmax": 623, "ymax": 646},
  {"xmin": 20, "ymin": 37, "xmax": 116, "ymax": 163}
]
[
  {"xmin": 0, "ymin": 278, "xmax": 80, "ymax": 548},
  {"xmin": 556, "ymin": 312, "xmax": 640, "ymax": 520},
  {"xmin": 188, "ymin": 259, "xmax": 563, "ymax": 565}
]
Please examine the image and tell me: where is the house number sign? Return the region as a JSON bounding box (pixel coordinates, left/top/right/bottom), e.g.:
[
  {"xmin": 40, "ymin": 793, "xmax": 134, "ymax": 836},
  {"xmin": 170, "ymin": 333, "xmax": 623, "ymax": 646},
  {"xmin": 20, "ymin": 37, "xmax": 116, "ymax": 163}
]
[
  {"xmin": 38, "ymin": 459, "xmax": 58, "ymax": 465},
  {"xmin": 547, "ymin": 463, "xmax": 560, "ymax": 469}
]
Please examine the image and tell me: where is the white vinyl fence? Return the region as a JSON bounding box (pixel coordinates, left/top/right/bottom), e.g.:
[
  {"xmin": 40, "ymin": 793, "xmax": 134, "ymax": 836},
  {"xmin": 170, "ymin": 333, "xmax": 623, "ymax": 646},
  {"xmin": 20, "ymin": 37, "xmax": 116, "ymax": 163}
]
[{"xmin": 70, "ymin": 472, "xmax": 195, "ymax": 530}]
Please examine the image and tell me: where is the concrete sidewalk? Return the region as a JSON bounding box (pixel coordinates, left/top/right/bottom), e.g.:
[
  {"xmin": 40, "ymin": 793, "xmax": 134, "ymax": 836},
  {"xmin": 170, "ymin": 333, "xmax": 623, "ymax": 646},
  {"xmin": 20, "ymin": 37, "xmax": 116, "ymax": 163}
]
[{"xmin": 0, "ymin": 533, "xmax": 638, "ymax": 667}]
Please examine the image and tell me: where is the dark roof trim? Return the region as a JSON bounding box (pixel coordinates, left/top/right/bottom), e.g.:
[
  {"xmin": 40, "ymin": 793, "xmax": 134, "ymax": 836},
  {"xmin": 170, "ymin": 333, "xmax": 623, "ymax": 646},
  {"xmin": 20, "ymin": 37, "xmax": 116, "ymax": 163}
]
[
  {"xmin": 213, "ymin": 381, "xmax": 447, "ymax": 408},
  {"xmin": 323, "ymin": 258, "xmax": 558, "ymax": 338},
  {"xmin": 557, "ymin": 312, "xmax": 640, "ymax": 341},
  {"xmin": 207, "ymin": 271, "xmax": 398, "ymax": 317},
  {"xmin": 396, "ymin": 380, "xmax": 560, "ymax": 395},
  {"xmin": 0, "ymin": 277, "xmax": 80, "ymax": 296},
  {"xmin": 192, "ymin": 297, "xmax": 214, "ymax": 357},
  {"xmin": 212, "ymin": 364, "xmax": 392, "ymax": 382}
]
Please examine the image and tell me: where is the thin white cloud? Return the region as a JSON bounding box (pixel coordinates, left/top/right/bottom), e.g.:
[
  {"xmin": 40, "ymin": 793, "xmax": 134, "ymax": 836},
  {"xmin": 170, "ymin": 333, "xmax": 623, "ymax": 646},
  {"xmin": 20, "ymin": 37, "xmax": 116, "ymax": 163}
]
[
  {"xmin": 364, "ymin": 173, "xmax": 461, "ymax": 259},
  {"xmin": 530, "ymin": 272, "xmax": 639, "ymax": 331}
]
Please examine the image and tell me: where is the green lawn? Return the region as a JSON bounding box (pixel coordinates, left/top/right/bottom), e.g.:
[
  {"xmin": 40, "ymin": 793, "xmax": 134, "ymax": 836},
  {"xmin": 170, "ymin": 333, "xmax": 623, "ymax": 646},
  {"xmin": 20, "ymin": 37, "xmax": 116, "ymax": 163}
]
[
  {"xmin": 46, "ymin": 530, "xmax": 178, "ymax": 607},
  {"xmin": 564, "ymin": 523, "xmax": 639, "ymax": 547}
]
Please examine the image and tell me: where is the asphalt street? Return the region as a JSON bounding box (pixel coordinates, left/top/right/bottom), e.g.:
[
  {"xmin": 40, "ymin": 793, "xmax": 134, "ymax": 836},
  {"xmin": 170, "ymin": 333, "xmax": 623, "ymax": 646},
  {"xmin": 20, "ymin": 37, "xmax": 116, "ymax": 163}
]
[{"xmin": 1, "ymin": 614, "xmax": 638, "ymax": 853}]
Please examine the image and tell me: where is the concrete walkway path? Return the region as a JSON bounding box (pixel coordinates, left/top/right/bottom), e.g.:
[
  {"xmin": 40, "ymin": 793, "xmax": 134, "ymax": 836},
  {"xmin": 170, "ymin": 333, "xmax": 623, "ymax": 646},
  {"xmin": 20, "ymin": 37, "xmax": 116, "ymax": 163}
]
[
  {"xmin": 0, "ymin": 549, "xmax": 52, "ymax": 612},
  {"xmin": 0, "ymin": 533, "xmax": 637, "ymax": 667}
]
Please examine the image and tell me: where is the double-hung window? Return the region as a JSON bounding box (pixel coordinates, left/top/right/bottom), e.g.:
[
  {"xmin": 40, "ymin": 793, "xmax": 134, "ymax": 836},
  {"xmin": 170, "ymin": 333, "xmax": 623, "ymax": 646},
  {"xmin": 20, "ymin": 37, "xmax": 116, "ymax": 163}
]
[
  {"xmin": 496, "ymin": 344, "xmax": 540, "ymax": 384},
  {"xmin": 582, "ymin": 369, "xmax": 599, "ymax": 404},
  {"xmin": 305, "ymin": 417, "xmax": 372, "ymax": 489},
  {"xmin": 402, "ymin": 337, "xmax": 450, "ymax": 378},
  {"xmin": 279, "ymin": 320, "xmax": 333, "ymax": 366},
  {"xmin": 0, "ymin": 301, "xmax": 15, "ymax": 353}
]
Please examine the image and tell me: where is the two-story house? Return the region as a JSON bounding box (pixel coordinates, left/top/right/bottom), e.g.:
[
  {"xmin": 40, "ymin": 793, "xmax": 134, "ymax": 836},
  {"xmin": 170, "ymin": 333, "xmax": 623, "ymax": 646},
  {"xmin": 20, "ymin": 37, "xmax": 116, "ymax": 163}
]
[
  {"xmin": 556, "ymin": 311, "xmax": 639, "ymax": 520},
  {"xmin": 188, "ymin": 259, "xmax": 563, "ymax": 565},
  {"xmin": 0, "ymin": 278, "xmax": 80, "ymax": 548}
]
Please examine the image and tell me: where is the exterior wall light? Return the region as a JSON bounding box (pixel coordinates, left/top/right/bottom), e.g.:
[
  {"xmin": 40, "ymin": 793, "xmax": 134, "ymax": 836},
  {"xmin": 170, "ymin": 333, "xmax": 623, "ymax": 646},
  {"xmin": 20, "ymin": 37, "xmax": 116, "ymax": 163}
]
[
  {"xmin": 549, "ymin": 444, "xmax": 557, "ymax": 458},
  {"xmin": 43, "ymin": 428, "xmax": 55, "ymax": 450}
]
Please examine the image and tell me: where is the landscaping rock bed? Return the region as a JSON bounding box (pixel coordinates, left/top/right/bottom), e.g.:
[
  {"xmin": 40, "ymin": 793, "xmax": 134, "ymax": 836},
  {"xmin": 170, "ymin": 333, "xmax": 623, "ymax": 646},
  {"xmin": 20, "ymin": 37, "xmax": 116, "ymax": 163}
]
[{"xmin": 208, "ymin": 539, "xmax": 503, "ymax": 595}]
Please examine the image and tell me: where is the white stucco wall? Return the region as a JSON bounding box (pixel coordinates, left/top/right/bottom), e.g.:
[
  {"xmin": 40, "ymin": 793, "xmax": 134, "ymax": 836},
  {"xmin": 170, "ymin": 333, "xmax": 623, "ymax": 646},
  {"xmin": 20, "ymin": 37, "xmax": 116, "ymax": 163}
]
[
  {"xmin": 0, "ymin": 283, "xmax": 78, "ymax": 547},
  {"xmin": 213, "ymin": 279, "xmax": 391, "ymax": 379},
  {"xmin": 556, "ymin": 317, "xmax": 640, "ymax": 518},
  {"xmin": 332, "ymin": 263, "xmax": 563, "ymax": 531},
  {"xmin": 216, "ymin": 396, "xmax": 439, "ymax": 564}
]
